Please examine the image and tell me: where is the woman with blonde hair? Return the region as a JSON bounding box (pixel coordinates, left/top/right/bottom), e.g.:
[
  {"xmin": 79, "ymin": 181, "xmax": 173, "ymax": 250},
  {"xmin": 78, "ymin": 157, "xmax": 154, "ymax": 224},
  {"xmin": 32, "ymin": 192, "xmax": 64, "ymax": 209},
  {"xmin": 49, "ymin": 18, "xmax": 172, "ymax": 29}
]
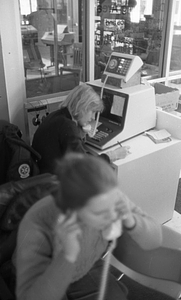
[{"xmin": 32, "ymin": 84, "xmax": 129, "ymax": 173}]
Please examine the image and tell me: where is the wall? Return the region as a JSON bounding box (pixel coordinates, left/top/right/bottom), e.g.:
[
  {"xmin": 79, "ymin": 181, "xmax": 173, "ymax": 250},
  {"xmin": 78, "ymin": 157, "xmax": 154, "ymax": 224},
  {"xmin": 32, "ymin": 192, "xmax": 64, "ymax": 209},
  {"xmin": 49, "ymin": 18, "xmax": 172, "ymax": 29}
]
[
  {"xmin": 0, "ymin": 0, "xmax": 27, "ymax": 140},
  {"xmin": 25, "ymin": 95, "xmax": 66, "ymax": 144},
  {"xmin": 0, "ymin": 38, "xmax": 9, "ymax": 121}
]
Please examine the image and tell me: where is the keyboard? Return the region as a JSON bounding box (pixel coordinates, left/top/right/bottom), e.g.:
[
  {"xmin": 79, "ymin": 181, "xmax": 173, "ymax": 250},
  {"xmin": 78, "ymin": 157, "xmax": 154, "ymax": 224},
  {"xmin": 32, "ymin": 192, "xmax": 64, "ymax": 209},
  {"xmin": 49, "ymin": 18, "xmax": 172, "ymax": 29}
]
[{"xmin": 91, "ymin": 130, "xmax": 109, "ymax": 142}]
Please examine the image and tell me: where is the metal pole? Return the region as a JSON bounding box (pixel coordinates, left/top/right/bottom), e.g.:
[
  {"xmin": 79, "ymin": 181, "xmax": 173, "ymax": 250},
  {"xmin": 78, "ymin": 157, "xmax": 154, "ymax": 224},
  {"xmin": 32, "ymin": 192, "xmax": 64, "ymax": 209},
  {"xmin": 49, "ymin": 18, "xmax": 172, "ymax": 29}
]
[{"xmin": 53, "ymin": 0, "xmax": 58, "ymax": 75}]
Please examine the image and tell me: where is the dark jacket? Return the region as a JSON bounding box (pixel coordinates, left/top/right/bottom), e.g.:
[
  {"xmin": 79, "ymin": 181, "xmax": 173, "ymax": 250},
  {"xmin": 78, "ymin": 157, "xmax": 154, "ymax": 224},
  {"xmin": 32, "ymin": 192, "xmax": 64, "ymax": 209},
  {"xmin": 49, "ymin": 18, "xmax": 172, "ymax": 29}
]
[{"xmin": 32, "ymin": 108, "xmax": 109, "ymax": 173}]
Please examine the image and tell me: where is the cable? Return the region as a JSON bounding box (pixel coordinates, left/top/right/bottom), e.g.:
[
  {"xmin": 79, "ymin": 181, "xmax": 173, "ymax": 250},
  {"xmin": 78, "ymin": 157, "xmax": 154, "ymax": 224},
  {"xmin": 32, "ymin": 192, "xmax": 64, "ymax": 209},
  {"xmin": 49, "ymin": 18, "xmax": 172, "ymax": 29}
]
[
  {"xmin": 100, "ymin": 74, "xmax": 108, "ymax": 100},
  {"xmin": 98, "ymin": 239, "xmax": 117, "ymax": 300},
  {"xmin": 88, "ymin": 74, "xmax": 108, "ymax": 138}
]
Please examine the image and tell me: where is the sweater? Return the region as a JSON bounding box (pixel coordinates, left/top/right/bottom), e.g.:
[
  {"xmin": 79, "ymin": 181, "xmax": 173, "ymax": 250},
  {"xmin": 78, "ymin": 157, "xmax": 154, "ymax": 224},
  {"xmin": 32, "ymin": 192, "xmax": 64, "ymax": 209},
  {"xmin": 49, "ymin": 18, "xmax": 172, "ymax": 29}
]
[
  {"xmin": 16, "ymin": 195, "xmax": 162, "ymax": 300},
  {"xmin": 32, "ymin": 108, "xmax": 109, "ymax": 174}
]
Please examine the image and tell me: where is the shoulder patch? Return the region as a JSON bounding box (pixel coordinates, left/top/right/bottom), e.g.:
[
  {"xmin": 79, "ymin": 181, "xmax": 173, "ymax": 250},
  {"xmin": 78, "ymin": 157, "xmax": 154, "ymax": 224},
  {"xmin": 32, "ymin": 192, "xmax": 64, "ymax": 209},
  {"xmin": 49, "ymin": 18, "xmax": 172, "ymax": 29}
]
[{"xmin": 18, "ymin": 164, "xmax": 31, "ymax": 179}]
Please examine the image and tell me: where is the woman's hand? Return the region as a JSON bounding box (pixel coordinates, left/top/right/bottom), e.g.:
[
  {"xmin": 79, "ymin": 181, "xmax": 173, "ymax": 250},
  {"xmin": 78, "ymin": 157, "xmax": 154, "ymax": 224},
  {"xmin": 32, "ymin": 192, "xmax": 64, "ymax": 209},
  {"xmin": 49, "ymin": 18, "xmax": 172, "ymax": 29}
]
[
  {"xmin": 114, "ymin": 146, "xmax": 131, "ymax": 160},
  {"xmin": 106, "ymin": 146, "xmax": 131, "ymax": 162},
  {"xmin": 54, "ymin": 212, "xmax": 82, "ymax": 263},
  {"xmin": 116, "ymin": 191, "xmax": 136, "ymax": 230}
]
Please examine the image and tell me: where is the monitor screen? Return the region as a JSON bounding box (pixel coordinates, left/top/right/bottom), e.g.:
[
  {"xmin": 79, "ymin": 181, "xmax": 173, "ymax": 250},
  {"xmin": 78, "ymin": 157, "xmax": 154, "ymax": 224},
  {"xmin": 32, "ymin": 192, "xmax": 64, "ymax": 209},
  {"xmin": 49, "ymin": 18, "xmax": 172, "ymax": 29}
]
[{"xmin": 100, "ymin": 90, "xmax": 127, "ymax": 125}]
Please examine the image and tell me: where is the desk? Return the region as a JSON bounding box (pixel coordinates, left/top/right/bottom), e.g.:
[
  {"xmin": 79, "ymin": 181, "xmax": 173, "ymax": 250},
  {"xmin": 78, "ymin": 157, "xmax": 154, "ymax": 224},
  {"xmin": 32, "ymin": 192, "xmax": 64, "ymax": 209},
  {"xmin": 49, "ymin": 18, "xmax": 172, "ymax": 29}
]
[
  {"xmin": 87, "ymin": 134, "xmax": 181, "ymax": 224},
  {"xmin": 113, "ymin": 135, "xmax": 181, "ymax": 224}
]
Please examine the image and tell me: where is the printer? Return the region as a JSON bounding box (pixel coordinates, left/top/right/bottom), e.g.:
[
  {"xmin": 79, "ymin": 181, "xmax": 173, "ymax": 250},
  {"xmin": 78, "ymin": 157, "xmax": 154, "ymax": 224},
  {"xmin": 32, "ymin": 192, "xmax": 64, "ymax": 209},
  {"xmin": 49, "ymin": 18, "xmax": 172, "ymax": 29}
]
[{"xmin": 41, "ymin": 25, "xmax": 74, "ymax": 46}]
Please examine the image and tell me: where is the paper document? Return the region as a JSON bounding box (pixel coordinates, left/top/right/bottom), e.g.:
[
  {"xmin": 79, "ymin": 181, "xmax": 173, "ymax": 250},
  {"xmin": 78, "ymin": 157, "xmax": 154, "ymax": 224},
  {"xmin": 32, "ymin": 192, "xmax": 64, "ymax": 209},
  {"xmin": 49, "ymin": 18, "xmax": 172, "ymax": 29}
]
[{"xmin": 144, "ymin": 129, "xmax": 172, "ymax": 144}]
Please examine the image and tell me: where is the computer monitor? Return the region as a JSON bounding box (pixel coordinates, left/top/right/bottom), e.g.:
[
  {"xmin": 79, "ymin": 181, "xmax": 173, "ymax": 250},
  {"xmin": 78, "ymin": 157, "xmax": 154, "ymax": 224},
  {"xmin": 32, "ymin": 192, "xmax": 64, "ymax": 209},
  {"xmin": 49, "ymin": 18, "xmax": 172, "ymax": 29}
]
[
  {"xmin": 86, "ymin": 86, "xmax": 128, "ymax": 149},
  {"xmin": 86, "ymin": 82, "xmax": 156, "ymax": 150},
  {"xmin": 100, "ymin": 89, "xmax": 127, "ymax": 125}
]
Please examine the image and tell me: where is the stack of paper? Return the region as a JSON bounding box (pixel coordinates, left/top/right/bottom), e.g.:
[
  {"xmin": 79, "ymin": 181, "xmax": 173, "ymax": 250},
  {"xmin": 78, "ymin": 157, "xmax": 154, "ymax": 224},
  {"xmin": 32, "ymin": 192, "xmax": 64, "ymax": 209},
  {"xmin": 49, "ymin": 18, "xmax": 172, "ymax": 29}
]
[{"xmin": 144, "ymin": 129, "xmax": 172, "ymax": 144}]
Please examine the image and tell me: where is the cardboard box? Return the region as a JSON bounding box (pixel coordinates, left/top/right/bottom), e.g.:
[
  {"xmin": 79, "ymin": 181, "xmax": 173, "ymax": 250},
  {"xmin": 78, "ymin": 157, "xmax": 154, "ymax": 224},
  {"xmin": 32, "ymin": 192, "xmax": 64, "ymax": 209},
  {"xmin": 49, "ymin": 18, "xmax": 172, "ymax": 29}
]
[{"xmin": 154, "ymin": 83, "xmax": 179, "ymax": 112}]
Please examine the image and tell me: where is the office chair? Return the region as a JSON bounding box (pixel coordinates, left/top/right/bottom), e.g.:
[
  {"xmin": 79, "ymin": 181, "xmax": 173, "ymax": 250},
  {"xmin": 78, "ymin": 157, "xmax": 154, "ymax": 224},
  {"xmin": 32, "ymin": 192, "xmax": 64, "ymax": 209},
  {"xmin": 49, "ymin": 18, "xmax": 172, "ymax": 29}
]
[
  {"xmin": 23, "ymin": 42, "xmax": 46, "ymax": 80},
  {"xmin": 0, "ymin": 173, "xmax": 59, "ymax": 300},
  {"xmin": 111, "ymin": 225, "xmax": 181, "ymax": 300},
  {"xmin": 59, "ymin": 42, "xmax": 83, "ymax": 82}
]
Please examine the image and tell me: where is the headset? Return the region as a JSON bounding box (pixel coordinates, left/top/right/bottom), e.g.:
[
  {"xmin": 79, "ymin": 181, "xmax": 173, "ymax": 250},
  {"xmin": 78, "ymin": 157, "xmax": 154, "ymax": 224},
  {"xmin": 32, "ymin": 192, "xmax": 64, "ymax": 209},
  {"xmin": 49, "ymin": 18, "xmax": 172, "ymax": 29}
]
[
  {"xmin": 32, "ymin": 113, "xmax": 41, "ymax": 126},
  {"xmin": 32, "ymin": 101, "xmax": 50, "ymax": 126},
  {"xmin": 41, "ymin": 111, "xmax": 49, "ymax": 122}
]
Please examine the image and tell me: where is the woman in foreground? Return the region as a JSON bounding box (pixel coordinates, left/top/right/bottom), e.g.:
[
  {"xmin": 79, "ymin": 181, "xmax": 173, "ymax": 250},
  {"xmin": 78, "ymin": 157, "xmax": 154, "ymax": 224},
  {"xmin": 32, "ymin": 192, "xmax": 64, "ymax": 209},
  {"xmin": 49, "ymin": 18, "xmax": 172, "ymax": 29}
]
[{"xmin": 16, "ymin": 153, "xmax": 162, "ymax": 300}]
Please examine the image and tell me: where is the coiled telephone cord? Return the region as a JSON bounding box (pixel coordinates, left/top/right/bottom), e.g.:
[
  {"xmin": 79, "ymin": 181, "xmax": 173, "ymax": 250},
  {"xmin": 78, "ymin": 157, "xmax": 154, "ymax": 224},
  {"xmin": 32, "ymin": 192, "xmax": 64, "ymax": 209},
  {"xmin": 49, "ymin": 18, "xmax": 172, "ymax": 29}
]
[{"xmin": 98, "ymin": 239, "xmax": 117, "ymax": 300}]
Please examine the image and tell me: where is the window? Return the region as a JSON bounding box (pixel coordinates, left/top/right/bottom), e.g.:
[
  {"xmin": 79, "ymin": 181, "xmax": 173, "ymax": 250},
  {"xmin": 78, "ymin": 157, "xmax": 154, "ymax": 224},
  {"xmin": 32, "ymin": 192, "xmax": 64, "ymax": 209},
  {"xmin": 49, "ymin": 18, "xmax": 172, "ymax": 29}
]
[
  {"xmin": 19, "ymin": 0, "xmax": 83, "ymax": 99},
  {"xmin": 168, "ymin": 0, "xmax": 181, "ymax": 95},
  {"xmin": 94, "ymin": 0, "xmax": 165, "ymax": 80},
  {"xmin": 170, "ymin": 1, "xmax": 181, "ymax": 73}
]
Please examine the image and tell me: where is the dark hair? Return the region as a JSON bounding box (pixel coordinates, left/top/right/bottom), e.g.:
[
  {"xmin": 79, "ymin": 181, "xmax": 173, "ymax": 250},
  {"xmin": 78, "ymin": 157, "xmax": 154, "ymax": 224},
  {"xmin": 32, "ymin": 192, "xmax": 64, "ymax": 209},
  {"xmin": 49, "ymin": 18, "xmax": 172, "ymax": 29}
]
[{"xmin": 53, "ymin": 153, "xmax": 117, "ymax": 212}]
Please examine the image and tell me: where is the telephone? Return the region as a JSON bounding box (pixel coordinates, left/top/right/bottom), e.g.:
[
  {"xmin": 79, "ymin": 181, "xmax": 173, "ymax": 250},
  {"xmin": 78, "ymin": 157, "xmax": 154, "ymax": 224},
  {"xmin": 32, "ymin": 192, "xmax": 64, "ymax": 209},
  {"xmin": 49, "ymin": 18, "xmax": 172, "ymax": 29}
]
[
  {"xmin": 102, "ymin": 219, "xmax": 122, "ymax": 241},
  {"xmin": 103, "ymin": 52, "xmax": 143, "ymax": 83},
  {"xmin": 101, "ymin": 52, "xmax": 143, "ymax": 88},
  {"xmin": 99, "ymin": 219, "xmax": 122, "ymax": 300},
  {"xmin": 82, "ymin": 112, "xmax": 100, "ymax": 137}
]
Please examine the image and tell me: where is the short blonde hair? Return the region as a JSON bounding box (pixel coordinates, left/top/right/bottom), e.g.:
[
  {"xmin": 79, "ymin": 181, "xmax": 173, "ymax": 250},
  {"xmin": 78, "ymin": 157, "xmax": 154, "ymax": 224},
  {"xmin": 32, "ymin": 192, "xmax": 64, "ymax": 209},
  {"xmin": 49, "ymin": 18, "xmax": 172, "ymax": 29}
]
[{"xmin": 59, "ymin": 84, "xmax": 104, "ymax": 121}]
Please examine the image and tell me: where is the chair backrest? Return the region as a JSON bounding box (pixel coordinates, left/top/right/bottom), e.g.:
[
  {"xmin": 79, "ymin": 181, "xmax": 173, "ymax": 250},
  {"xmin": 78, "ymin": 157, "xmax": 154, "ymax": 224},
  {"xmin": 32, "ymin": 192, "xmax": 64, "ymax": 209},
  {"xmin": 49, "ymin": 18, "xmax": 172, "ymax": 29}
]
[
  {"xmin": 0, "ymin": 173, "xmax": 59, "ymax": 300},
  {"xmin": 30, "ymin": 43, "xmax": 40, "ymax": 61},
  {"xmin": 23, "ymin": 42, "xmax": 44, "ymax": 68},
  {"xmin": 73, "ymin": 42, "xmax": 82, "ymax": 68},
  {"xmin": 111, "ymin": 226, "xmax": 181, "ymax": 299},
  {"xmin": 0, "ymin": 121, "xmax": 41, "ymax": 185}
]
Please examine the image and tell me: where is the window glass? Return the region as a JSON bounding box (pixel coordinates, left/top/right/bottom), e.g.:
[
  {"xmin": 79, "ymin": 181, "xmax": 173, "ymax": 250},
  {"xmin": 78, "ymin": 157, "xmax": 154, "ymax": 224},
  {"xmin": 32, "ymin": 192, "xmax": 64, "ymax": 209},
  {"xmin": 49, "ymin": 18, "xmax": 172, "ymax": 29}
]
[
  {"xmin": 94, "ymin": 0, "xmax": 165, "ymax": 80},
  {"xmin": 168, "ymin": 0, "xmax": 181, "ymax": 95},
  {"xmin": 19, "ymin": 0, "xmax": 83, "ymax": 99},
  {"xmin": 170, "ymin": 1, "xmax": 181, "ymax": 73}
]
